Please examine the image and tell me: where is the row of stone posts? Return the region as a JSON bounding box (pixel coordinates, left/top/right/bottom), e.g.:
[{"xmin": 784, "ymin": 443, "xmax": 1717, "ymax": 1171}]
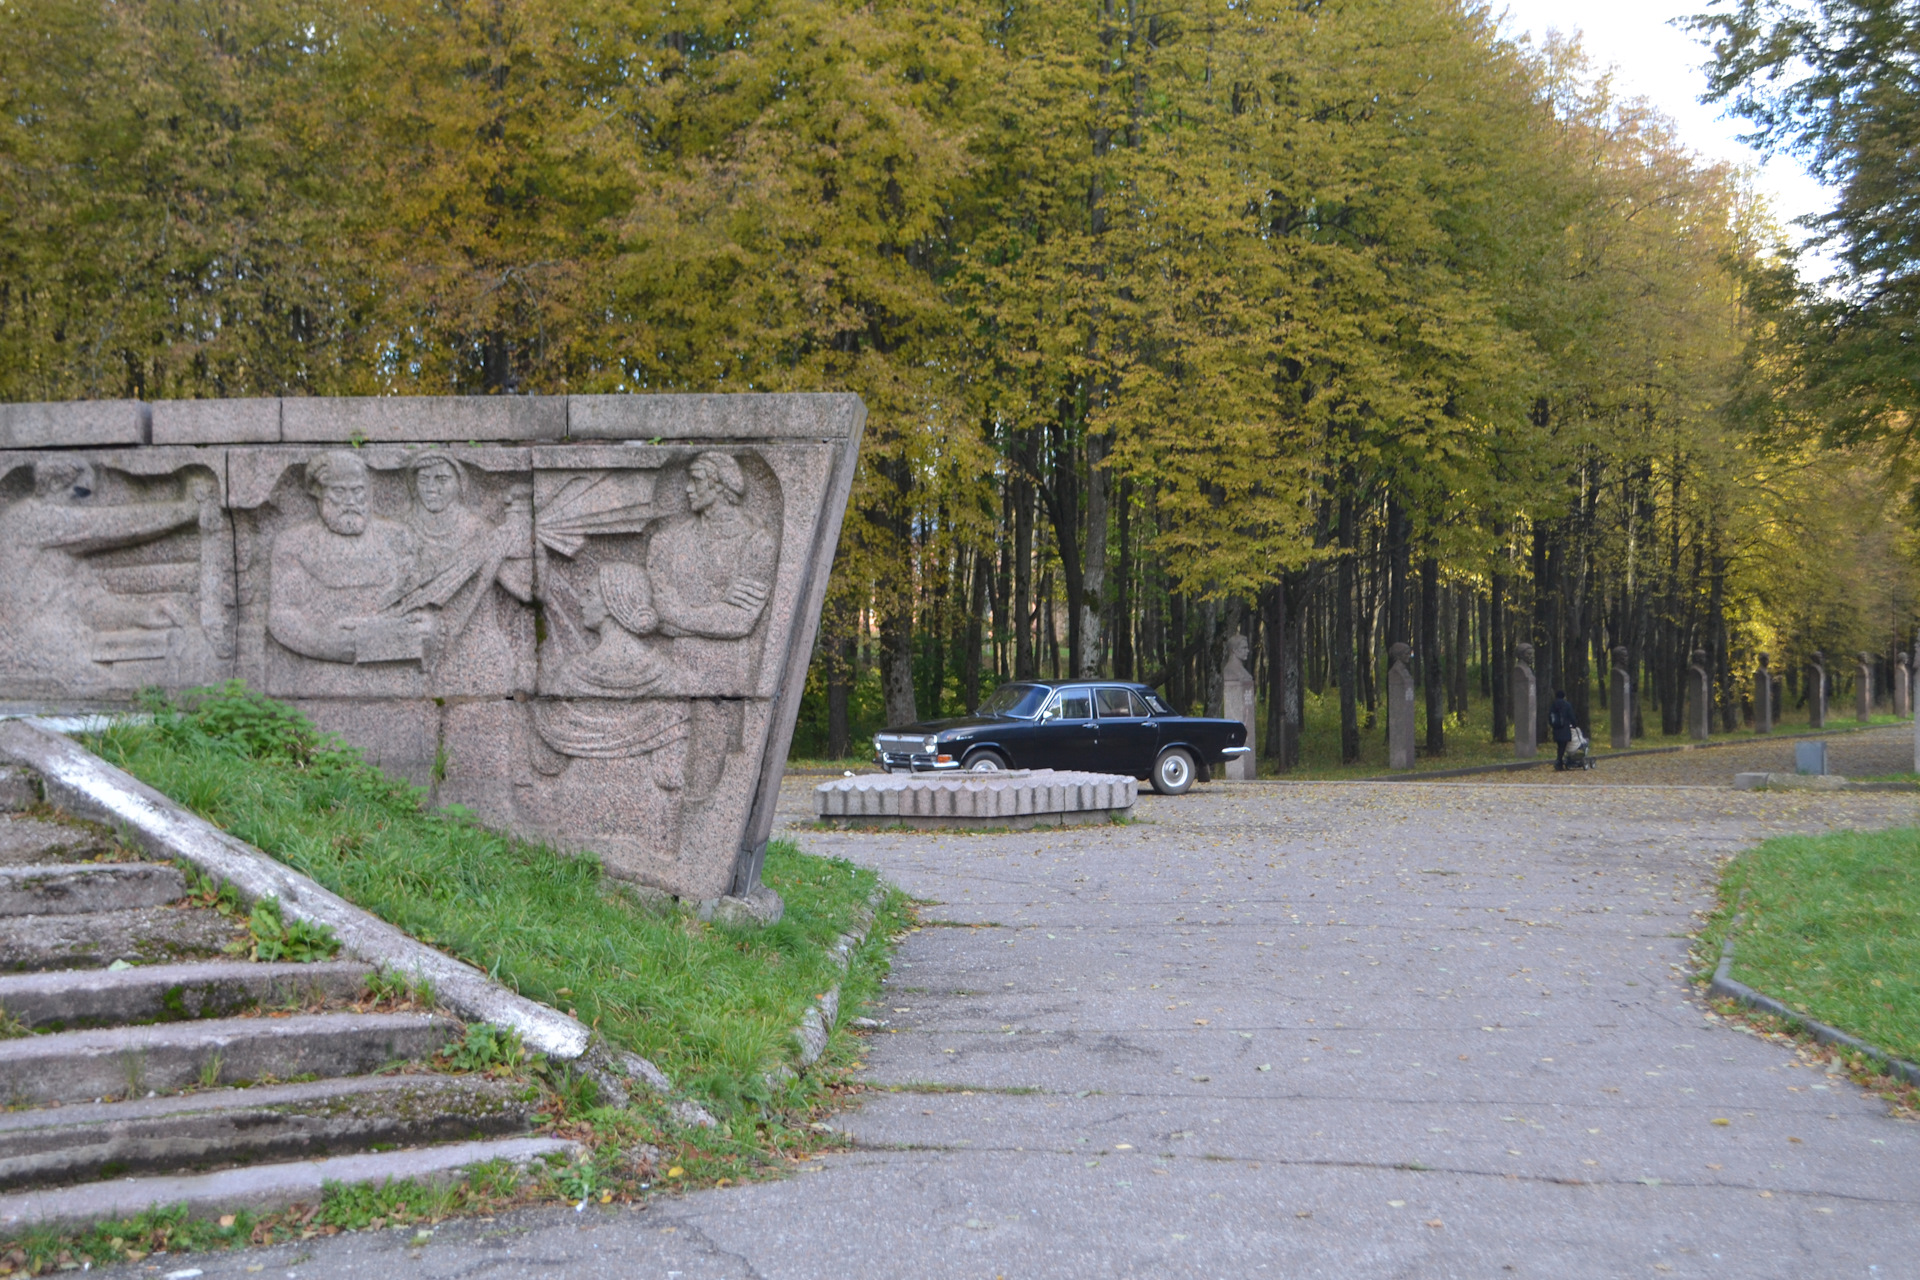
[
  {"xmin": 1225, "ymin": 628, "xmax": 1920, "ymax": 776},
  {"xmin": 1501, "ymin": 643, "xmax": 1917, "ymax": 763}
]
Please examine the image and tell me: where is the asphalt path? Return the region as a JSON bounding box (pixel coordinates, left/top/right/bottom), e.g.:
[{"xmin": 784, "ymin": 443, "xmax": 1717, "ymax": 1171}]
[{"xmin": 112, "ymin": 734, "xmax": 1920, "ymax": 1279}]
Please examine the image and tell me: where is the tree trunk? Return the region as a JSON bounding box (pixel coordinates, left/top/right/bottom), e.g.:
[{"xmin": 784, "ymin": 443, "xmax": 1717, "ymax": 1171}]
[
  {"xmin": 1452, "ymin": 582, "xmax": 1470, "ymax": 714},
  {"xmin": 1422, "ymin": 555, "xmax": 1444, "ymax": 755},
  {"xmin": 1338, "ymin": 491, "xmax": 1360, "ymax": 763},
  {"xmin": 1386, "ymin": 496, "xmax": 1410, "ymax": 648},
  {"xmin": 1491, "ymin": 535, "xmax": 1509, "ymax": 742},
  {"xmin": 1013, "ymin": 473, "xmax": 1035, "ymax": 679},
  {"xmin": 1532, "ymin": 520, "xmax": 1555, "ymax": 744},
  {"xmin": 1168, "ymin": 591, "xmax": 1188, "ymax": 712},
  {"xmin": 879, "ymin": 601, "xmax": 917, "ymax": 729},
  {"xmin": 1262, "ymin": 576, "xmax": 1302, "ymax": 770},
  {"xmin": 964, "ymin": 551, "xmax": 988, "ymax": 711},
  {"xmin": 1114, "ymin": 478, "xmax": 1134, "ymax": 680},
  {"xmin": 993, "ymin": 486, "xmax": 1012, "ymax": 678},
  {"xmin": 1078, "ymin": 433, "xmax": 1108, "ymax": 677}
]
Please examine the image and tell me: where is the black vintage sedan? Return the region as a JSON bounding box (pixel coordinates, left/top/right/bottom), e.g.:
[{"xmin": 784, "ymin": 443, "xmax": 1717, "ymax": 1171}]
[{"xmin": 872, "ymin": 680, "xmax": 1250, "ymax": 795}]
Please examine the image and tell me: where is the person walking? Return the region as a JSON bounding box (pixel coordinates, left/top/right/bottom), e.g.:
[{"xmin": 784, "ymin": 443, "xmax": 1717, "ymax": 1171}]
[{"xmin": 1548, "ymin": 688, "xmax": 1577, "ymax": 771}]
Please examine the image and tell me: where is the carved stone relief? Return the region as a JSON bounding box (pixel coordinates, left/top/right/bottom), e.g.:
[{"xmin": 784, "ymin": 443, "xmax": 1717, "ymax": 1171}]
[
  {"xmin": 0, "ymin": 394, "xmax": 864, "ymax": 905},
  {"xmin": 0, "ymin": 449, "xmax": 232, "ymax": 699},
  {"xmin": 506, "ymin": 448, "xmax": 786, "ymax": 885},
  {"xmin": 230, "ymin": 446, "xmax": 537, "ymax": 701}
]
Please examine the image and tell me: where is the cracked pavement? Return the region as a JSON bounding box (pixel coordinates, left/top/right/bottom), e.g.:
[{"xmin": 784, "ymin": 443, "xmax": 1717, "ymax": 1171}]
[{"xmin": 109, "ymin": 729, "xmax": 1920, "ymax": 1278}]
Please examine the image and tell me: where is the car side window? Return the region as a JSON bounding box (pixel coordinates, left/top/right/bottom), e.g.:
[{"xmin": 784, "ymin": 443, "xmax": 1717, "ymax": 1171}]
[
  {"xmin": 1096, "ymin": 687, "xmax": 1141, "ymax": 718},
  {"xmin": 1049, "ymin": 689, "xmax": 1093, "ymax": 721}
]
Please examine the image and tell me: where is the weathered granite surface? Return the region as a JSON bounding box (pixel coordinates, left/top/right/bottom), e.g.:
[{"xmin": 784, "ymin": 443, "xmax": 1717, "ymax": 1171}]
[{"xmin": 0, "ymin": 395, "xmax": 864, "ymax": 904}]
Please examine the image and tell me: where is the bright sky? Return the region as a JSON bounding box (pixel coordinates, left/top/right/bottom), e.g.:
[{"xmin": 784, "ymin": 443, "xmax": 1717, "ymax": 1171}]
[{"xmin": 1494, "ymin": 0, "xmax": 1835, "ymax": 275}]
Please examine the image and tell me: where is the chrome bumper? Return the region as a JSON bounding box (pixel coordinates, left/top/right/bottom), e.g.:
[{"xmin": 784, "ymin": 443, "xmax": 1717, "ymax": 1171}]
[
  {"xmin": 1221, "ymin": 745, "xmax": 1253, "ymax": 757},
  {"xmin": 874, "ymin": 751, "xmax": 963, "ymax": 773}
]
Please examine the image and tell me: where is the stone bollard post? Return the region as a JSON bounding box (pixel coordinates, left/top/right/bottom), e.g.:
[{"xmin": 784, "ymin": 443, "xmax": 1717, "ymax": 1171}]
[
  {"xmin": 1754, "ymin": 653, "xmax": 1772, "ymax": 734},
  {"xmin": 1511, "ymin": 643, "xmax": 1538, "ymax": 759},
  {"xmin": 1609, "ymin": 646, "xmax": 1631, "ymax": 749},
  {"xmin": 1896, "ymin": 653, "xmax": 1911, "ymax": 719},
  {"xmin": 1387, "ymin": 642, "xmax": 1417, "ymax": 771},
  {"xmin": 1913, "ymin": 636, "xmax": 1920, "ymax": 772},
  {"xmin": 1857, "ymin": 652, "xmax": 1874, "ymax": 722},
  {"xmin": 1809, "ymin": 651, "xmax": 1827, "ymax": 728},
  {"xmin": 1687, "ymin": 649, "xmax": 1711, "ymax": 741},
  {"xmin": 1221, "ymin": 634, "xmax": 1258, "ymax": 779}
]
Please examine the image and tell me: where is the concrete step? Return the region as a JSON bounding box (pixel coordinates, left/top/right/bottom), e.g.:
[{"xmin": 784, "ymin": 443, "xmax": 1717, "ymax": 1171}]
[
  {"xmin": 0, "ymin": 816, "xmax": 112, "ymax": 866},
  {"xmin": 0, "ymin": 1074, "xmax": 537, "ymax": 1190},
  {"xmin": 0, "ymin": 862, "xmax": 185, "ymax": 916},
  {"xmin": 0, "ymin": 904, "xmax": 245, "ymax": 972},
  {"xmin": 0, "ymin": 959, "xmax": 374, "ymax": 1031},
  {"xmin": 0, "ymin": 1134, "xmax": 579, "ymax": 1232},
  {"xmin": 0, "ymin": 1011, "xmax": 463, "ymax": 1105}
]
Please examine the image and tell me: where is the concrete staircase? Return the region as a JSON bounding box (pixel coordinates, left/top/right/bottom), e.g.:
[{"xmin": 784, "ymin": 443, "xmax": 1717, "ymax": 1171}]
[{"xmin": 0, "ymin": 764, "xmax": 573, "ymax": 1233}]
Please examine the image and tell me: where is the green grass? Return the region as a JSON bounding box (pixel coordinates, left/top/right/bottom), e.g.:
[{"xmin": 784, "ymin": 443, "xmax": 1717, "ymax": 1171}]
[
  {"xmin": 1695, "ymin": 825, "xmax": 1920, "ymax": 1063},
  {"xmin": 87, "ymin": 685, "xmax": 907, "ymax": 1123}
]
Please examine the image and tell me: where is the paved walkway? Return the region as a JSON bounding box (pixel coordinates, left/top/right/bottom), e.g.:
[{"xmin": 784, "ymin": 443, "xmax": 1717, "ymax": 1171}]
[{"xmin": 117, "ymin": 735, "xmax": 1920, "ymax": 1278}]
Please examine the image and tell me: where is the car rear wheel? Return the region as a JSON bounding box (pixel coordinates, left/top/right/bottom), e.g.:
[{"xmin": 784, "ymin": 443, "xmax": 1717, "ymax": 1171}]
[
  {"xmin": 1151, "ymin": 747, "xmax": 1195, "ymax": 795},
  {"xmin": 965, "ymin": 749, "xmax": 1009, "ymax": 773}
]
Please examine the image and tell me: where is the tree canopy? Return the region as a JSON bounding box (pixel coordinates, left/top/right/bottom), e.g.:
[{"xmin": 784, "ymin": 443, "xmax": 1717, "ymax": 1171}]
[{"xmin": 2, "ymin": 0, "xmax": 1911, "ymax": 764}]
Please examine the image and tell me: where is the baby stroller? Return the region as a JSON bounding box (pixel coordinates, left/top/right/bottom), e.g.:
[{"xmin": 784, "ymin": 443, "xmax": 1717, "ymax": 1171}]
[{"xmin": 1561, "ymin": 725, "xmax": 1596, "ymax": 771}]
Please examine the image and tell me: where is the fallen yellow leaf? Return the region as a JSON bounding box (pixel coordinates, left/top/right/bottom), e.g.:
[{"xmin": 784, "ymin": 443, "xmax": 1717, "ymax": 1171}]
[
  {"xmin": 218, "ymin": 1214, "xmax": 237, "ymax": 1228},
  {"xmin": 1712, "ymin": 1118, "xmax": 1731, "ymax": 1126},
  {"xmin": 667, "ymin": 1166, "xmax": 685, "ymax": 1178}
]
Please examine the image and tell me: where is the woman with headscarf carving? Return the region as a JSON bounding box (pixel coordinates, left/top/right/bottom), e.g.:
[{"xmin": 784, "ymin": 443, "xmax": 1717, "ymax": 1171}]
[{"xmin": 399, "ymin": 451, "xmax": 533, "ymax": 694}]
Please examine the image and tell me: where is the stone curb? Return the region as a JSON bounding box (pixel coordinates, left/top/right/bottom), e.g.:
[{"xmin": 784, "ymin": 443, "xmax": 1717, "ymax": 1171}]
[
  {"xmin": 779, "ymin": 886, "xmax": 889, "ymax": 1079},
  {"xmin": 1732, "ymin": 771, "xmax": 1920, "ymax": 793},
  {"xmin": 0, "ymin": 719, "xmax": 715, "ymax": 1124},
  {"xmin": 0, "ymin": 1135, "xmax": 580, "ymax": 1232},
  {"xmin": 1708, "ymin": 906, "xmax": 1920, "ymax": 1088}
]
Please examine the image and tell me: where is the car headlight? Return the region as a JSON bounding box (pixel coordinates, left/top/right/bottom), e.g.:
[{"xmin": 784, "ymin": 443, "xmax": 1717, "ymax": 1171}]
[
  {"xmin": 922, "ymin": 736, "xmax": 938, "ymax": 753},
  {"xmin": 873, "ymin": 736, "xmax": 884, "ymax": 753}
]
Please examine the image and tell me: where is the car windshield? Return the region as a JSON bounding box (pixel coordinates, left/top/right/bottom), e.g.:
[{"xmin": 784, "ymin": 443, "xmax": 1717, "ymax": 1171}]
[{"xmin": 977, "ymin": 682, "xmax": 1049, "ymax": 717}]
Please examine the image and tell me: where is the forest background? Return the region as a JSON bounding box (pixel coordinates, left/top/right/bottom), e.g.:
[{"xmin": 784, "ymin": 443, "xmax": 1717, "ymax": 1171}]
[{"xmin": 3, "ymin": 0, "xmax": 1914, "ymax": 769}]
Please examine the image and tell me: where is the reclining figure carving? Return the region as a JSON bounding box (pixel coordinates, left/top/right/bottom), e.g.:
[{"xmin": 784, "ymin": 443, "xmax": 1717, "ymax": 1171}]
[{"xmin": 0, "ymin": 457, "xmax": 227, "ymax": 694}]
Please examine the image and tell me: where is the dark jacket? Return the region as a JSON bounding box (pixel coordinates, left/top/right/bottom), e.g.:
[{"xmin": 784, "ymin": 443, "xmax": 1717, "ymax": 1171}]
[{"xmin": 1548, "ymin": 697, "xmax": 1576, "ymax": 744}]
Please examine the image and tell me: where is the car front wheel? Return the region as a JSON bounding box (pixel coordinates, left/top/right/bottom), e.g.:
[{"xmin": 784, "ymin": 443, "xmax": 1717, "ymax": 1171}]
[
  {"xmin": 965, "ymin": 749, "xmax": 1009, "ymax": 773},
  {"xmin": 1151, "ymin": 747, "xmax": 1195, "ymax": 795}
]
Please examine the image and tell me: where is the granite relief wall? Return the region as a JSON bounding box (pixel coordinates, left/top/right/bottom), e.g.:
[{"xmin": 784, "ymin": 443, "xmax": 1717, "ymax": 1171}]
[{"xmin": 0, "ymin": 395, "xmax": 864, "ymax": 906}]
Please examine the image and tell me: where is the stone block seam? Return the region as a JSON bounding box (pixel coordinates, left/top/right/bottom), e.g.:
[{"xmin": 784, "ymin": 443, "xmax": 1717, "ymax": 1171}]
[
  {"xmin": 0, "ymin": 718, "xmax": 718, "ymax": 1126},
  {"xmin": 1708, "ymin": 903, "xmax": 1920, "ymax": 1088}
]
